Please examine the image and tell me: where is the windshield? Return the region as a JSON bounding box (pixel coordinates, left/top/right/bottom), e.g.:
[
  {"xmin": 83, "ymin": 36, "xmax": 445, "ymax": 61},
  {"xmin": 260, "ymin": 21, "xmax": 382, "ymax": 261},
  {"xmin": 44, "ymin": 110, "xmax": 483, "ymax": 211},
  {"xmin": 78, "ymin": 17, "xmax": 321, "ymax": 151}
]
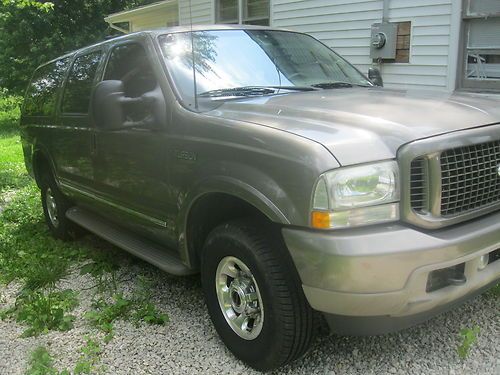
[{"xmin": 158, "ymin": 29, "xmax": 371, "ymax": 108}]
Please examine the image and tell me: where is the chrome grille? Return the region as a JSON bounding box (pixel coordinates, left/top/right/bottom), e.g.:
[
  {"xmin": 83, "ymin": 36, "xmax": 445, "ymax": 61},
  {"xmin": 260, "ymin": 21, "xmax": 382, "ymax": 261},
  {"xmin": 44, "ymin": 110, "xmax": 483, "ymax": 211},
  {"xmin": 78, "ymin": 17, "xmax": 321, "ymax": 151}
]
[
  {"xmin": 440, "ymin": 140, "xmax": 500, "ymax": 216},
  {"xmin": 410, "ymin": 158, "xmax": 427, "ymax": 213}
]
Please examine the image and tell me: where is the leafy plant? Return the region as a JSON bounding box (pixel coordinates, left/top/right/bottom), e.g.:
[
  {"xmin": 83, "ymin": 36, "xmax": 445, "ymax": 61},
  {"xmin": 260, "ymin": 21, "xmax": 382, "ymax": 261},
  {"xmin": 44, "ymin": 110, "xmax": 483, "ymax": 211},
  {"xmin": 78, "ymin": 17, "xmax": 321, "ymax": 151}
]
[
  {"xmin": 457, "ymin": 326, "xmax": 480, "ymax": 359},
  {"xmin": 73, "ymin": 337, "xmax": 104, "ymax": 375},
  {"xmin": 86, "ymin": 277, "xmax": 168, "ymax": 342},
  {"xmin": 25, "ymin": 346, "xmax": 59, "ymax": 375},
  {"xmin": 86, "ymin": 293, "xmax": 132, "ymax": 341},
  {"xmin": 1, "ymin": 289, "xmax": 78, "ymax": 337},
  {"xmin": 79, "ymin": 252, "xmax": 121, "ymax": 296}
]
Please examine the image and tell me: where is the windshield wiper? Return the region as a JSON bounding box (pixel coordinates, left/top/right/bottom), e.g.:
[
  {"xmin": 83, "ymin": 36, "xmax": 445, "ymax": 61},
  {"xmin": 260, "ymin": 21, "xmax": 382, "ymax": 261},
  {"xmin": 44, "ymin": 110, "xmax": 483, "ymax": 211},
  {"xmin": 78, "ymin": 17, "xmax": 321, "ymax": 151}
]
[
  {"xmin": 311, "ymin": 81, "xmax": 371, "ymax": 89},
  {"xmin": 198, "ymin": 85, "xmax": 316, "ymax": 98}
]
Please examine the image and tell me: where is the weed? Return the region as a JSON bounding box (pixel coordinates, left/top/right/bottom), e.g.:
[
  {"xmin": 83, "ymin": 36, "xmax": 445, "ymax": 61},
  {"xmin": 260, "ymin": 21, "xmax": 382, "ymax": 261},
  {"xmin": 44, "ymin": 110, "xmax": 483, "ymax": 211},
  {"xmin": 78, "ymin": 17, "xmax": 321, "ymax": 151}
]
[
  {"xmin": 86, "ymin": 293, "xmax": 133, "ymax": 340},
  {"xmin": 25, "ymin": 346, "xmax": 59, "ymax": 375},
  {"xmin": 73, "ymin": 337, "xmax": 104, "ymax": 374},
  {"xmin": 457, "ymin": 326, "xmax": 480, "ymax": 359},
  {"xmin": 85, "ymin": 277, "xmax": 167, "ymax": 342},
  {"xmin": 1, "ymin": 289, "xmax": 78, "ymax": 337},
  {"xmin": 131, "ymin": 276, "xmax": 168, "ymax": 327},
  {"xmin": 80, "ymin": 252, "xmax": 121, "ymax": 296}
]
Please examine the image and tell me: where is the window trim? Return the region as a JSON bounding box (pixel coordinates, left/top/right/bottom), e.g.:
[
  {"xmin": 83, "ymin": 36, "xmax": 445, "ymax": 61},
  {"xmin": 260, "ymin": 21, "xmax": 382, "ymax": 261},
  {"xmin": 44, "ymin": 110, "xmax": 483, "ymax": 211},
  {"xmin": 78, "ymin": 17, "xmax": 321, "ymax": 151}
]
[
  {"xmin": 23, "ymin": 56, "xmax": 72, "ymax": 119},
  {"xmin": 215, "ymin": 0, "xmax": 270, "ymax": 26},
  {"xmin": 458, "ymin": 0, "xmax": 500, "ymax": 92},
  {"xmin": 60, "ymin": 48, "xmax": 105, "ymax": 116},
  {"xmin": 102, "ymin": 40, "xmax": 152, "ymax": 82}
]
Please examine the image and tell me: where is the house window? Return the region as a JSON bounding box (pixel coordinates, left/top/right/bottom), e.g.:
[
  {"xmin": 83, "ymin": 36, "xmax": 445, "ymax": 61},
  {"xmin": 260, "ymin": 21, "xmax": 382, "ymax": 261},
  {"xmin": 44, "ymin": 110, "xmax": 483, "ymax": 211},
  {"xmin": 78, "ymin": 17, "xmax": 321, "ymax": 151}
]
[
  {"xmin": 460, "ymin": 0, "xmax": 500, "ymax": 91},
  {"xmin": 216, "ymin": 0, "xmax": 269, "ymax": 26}
]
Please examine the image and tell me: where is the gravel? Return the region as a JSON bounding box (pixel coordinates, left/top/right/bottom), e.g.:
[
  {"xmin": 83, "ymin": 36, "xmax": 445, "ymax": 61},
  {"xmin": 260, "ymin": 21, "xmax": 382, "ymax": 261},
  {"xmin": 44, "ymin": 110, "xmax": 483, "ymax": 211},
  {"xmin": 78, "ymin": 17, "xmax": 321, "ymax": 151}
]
[{"xmin": 0, "ymin": 237, "xmax": 498, "ymax": 375}]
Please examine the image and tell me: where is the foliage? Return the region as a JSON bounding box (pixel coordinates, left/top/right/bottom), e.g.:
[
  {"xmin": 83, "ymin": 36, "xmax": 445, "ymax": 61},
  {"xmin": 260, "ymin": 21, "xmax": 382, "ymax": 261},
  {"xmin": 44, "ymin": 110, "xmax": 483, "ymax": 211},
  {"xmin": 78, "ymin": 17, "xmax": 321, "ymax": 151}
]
[
  {"xmin": 86, "ymin": 276, "xmax": 168, "ymax": 342},
  {"xmin": 79, "ymin": 252, "xmax": 121, "ymax": 295},
  {"xmin": 0, "ymin": 0, "xmax": 158, "ymax": 93},
  {"xmin": 73, "ymin": 337, "xmax": 104, "ymax": 374},
  {"xmin": 457, "ymin": 326, "xmax": 480, "ymax": 359},
  {"xmin": 1, "ymin": 289, "xmax": 78, "ymax": 336},
  {"xmin": 26, "ymin": 346, "xmax": 59, "ymax": 375},
  {"xmin": 1, "ymin": 1, "xmax": 53, "ymax": 12}
]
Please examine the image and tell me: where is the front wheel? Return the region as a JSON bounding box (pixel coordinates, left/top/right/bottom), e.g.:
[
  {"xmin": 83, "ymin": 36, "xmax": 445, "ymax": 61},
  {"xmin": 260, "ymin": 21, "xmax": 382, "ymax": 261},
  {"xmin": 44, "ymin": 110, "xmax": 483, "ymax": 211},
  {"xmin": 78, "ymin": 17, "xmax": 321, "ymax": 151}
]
[{"xmin": 201, "ymin": 219, "xmax": 314, "ymax": 371}]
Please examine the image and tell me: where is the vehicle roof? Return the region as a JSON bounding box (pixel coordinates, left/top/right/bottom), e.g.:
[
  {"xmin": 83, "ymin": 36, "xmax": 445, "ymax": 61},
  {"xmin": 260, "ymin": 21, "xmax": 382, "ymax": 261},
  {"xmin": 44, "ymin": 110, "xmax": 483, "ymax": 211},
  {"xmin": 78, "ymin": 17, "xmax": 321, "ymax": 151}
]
[{"xmin": 36, "ymin": 24, "xmax": 290, "ymax": 70}]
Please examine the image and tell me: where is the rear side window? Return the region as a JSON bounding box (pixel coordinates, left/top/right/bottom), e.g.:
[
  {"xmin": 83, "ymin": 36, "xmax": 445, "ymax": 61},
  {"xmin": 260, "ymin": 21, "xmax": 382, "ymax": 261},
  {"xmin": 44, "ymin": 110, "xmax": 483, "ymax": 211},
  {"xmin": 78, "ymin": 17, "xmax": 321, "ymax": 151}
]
[
  {"xmin": 24, "ymin": 58, "xmax": 70, "ymax": 117},
  {"xmin": 62, "ymin": 51, "xmax": 102, "ymax": 114}
]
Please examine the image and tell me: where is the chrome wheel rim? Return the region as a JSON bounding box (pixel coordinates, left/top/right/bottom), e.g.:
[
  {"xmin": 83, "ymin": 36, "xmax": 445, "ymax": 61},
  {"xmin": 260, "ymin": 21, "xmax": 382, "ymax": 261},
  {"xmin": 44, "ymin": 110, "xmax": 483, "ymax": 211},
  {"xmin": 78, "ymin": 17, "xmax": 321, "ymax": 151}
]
[
  {"xmin": 46, "ymin": 187, "xmax": 59, "ymax": 227},
  {"xmin": 215, "ymin": 256, "xmax": 264, "ymax": 340}
]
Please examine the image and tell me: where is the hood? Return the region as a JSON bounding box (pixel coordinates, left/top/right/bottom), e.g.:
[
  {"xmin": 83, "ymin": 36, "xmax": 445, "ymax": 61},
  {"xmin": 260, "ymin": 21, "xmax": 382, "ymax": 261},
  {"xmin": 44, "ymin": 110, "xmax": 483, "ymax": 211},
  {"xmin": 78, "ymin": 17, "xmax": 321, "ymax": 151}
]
[{"xmin": 207, "ymin": 87, "xmax": 500, "ymax": 165}]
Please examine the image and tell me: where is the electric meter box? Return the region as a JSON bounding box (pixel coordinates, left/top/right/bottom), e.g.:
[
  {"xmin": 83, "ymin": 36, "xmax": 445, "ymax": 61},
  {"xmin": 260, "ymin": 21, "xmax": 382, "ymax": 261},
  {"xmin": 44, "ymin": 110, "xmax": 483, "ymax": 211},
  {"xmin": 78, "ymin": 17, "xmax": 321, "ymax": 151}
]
[{"xmin": 370, "ymin": 22, "xmax": 398, "ymax": 59}]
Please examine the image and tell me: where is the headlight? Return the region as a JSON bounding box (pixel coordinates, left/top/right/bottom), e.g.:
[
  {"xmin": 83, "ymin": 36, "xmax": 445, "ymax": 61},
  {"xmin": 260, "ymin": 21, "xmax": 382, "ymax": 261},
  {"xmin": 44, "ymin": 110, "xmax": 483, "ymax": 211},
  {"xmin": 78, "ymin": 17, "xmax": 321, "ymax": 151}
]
[{"xmin": 311, "ymin": 160, "xmax": 399, "ymax": 229}]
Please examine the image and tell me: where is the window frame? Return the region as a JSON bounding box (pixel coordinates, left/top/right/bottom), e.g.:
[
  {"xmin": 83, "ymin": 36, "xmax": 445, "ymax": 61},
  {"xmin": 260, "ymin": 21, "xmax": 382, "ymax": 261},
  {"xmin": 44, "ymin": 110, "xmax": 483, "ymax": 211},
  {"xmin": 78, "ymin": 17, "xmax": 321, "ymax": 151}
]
[
  {"xmin": 458, "ymin": 0, "xmax": 500, "ymax": 91},
  {"xmin": 215, "ymin": 0, "xmax": 270, "ymax": 26},
  {"xmin": 103, "ymin": 40, "xmax": 155, "ymax": 83},
  {"xmin": 60, "ymin": 47, "xmax": 105, "ymax": 116},
  {"xmin": 23, "ymin": 56, "xmax": 72, "ymax": 119}
]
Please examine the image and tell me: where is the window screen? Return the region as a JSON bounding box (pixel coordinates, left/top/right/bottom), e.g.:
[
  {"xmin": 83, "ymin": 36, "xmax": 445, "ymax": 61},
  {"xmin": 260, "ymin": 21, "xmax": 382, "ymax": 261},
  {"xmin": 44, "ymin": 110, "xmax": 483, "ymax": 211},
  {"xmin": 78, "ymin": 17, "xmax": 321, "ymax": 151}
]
[
  {"xmin": 461, "ymin": 0, "xmax": 500, "ymax": 90},
  {"xmin": 216, "ymin": 0, "xmax": 269, "ymax": 25},
  {"xmin": 243, "ymin": 0, "xmax": 269, "ymax": 25},
  {"xmin": 216, "ymin": 0, "xmax": 238, "ymax": 24},
  {"xmin": 62, "ymin": 52, "xmax": 102, "ymax": 114},
  {"xmin": 24, "ymin": 58, "xmax": 70, "ymax": 117}
]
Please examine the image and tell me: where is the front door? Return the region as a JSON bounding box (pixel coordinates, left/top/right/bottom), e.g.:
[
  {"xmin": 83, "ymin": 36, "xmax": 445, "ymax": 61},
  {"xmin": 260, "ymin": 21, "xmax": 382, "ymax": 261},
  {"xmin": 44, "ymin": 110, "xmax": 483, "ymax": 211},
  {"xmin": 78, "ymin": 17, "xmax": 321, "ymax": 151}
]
[{"xmin": 92, "ymin": 39, "xmax": 176, "ymax": 245}]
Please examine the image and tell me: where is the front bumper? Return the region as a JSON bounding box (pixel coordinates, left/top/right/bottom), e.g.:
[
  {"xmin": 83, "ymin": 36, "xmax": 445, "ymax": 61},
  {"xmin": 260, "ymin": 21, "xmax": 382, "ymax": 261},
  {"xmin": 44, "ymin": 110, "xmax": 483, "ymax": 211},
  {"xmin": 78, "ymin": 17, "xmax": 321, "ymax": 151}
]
[{"xmin": 282, "ymin": 211, "xmax": 500, "ymax": 334}]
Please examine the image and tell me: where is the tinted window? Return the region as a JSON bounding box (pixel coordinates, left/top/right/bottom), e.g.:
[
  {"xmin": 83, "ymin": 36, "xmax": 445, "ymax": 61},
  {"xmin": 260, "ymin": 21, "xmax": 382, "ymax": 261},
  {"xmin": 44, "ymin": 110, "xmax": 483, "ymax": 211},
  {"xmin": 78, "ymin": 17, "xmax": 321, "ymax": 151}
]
[
  {"xmin": 24, "ymin": 58, "xmax": 70, "ymax": 117},
  {"xmin": 104, "ymin": 43, "xmax": 157, "ymax": 98},
  {"xmin": 62, "ymin": 52, "xmax": 102, "ymax": 114}
]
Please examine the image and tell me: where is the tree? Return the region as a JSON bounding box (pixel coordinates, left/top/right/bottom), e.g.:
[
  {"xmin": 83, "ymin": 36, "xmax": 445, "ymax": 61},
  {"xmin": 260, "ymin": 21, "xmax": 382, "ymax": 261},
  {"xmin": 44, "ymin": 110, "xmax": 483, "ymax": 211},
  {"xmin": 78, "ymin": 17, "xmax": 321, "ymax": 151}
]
[{"xmin": 0, "ymin": 0, "xmax": 154, "ymax": 93}]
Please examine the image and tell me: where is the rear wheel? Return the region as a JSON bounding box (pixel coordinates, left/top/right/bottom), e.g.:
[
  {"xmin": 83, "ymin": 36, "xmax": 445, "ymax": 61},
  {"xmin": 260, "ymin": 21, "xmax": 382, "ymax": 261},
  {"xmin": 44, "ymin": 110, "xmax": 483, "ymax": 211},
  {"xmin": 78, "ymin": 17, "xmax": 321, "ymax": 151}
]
[
  {"xmin": 40, "ymin": 170, "xmax": 81, "ymax": 241},
  {"xmin": 201, "ymin": 219, "xmax": 314, "ymax": 371}
]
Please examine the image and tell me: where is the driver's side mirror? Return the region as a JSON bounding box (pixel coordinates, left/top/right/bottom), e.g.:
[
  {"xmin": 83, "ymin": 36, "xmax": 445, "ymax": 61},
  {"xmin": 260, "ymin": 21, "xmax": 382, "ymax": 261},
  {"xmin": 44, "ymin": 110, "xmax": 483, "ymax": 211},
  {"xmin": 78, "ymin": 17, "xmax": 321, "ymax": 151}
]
[
  {"xmin": 92, "ymin": 80, "xmax": 127, "ymax": 130},
  {"xmin": 92, "ymin": 80, "xmax": 159, "ymax": 130},
  {"xmin": 368, "ymin": 67, "xmax": 384, "ymax": 87}
]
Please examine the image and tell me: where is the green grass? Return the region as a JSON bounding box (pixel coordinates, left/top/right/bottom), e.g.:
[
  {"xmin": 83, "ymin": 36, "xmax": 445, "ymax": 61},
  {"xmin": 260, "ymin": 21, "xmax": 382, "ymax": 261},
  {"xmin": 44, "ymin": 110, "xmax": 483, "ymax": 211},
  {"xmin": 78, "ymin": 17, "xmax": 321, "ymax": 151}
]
[{"xmin": 0, "ymin": 92, "xmax": 30, "ymax": 193}]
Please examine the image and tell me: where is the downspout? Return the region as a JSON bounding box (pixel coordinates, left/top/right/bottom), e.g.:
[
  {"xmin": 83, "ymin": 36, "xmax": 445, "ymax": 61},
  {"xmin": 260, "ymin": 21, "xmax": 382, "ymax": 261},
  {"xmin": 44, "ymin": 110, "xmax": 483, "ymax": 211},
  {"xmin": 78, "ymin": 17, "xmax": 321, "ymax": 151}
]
[{"xmin": 105, "ymin": 20, "xmax": 129, "ymax": 34}]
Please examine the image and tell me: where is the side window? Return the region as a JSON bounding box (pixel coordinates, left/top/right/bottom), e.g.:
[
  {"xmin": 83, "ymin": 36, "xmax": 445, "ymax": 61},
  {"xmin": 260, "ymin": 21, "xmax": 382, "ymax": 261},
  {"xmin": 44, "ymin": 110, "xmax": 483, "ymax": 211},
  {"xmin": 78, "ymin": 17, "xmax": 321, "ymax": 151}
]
[
  {"xmin": 104, "ymin": 43, "xmax": 157, "ymax": 98},
  {"xmin": 24, "ymin": 58, "xmax": 70, "ymax": 117},
  {"xmin": 62, "ymin": 52, "xmax": 102, "ymax": 114}
]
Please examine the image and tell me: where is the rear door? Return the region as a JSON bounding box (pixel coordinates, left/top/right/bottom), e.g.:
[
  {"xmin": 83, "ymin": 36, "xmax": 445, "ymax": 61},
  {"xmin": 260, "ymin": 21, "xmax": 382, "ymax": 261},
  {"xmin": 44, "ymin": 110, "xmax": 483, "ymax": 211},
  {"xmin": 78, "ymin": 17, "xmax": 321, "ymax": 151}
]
[
  {"xmin": 21, "ymin": 58, "xmax": 71, "ymax": 176},
  {"xmin": 51, "ymin": 48, "xmax": 105, "ymax": 190}
]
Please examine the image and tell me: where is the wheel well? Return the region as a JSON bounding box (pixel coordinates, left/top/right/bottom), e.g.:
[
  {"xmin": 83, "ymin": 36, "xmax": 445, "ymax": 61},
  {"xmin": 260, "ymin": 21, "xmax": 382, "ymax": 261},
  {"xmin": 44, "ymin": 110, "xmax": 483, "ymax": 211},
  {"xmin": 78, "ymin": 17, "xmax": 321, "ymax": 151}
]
[
  {"xmin": 186, "ymin": 193, "xmax": 274, "ymax": 269},
  {"xmin": 32, "ymin": 151, "xmax": 50, "ymax": 187}
]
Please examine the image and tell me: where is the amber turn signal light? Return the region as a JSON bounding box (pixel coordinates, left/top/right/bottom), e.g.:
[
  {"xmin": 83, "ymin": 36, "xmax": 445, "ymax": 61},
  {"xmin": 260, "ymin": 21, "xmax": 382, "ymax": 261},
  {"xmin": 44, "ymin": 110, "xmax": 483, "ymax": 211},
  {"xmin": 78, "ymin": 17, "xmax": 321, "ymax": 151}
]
[{"xmin": 311, "ymin": 211, "xmax": 331, "ymax": 229}]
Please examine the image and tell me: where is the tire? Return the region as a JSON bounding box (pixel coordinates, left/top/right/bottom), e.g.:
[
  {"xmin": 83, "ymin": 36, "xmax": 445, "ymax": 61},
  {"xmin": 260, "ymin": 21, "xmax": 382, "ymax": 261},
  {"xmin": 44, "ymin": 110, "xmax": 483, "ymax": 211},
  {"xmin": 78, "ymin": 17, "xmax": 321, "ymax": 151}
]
[
  {"xmin": 201, "ymin": 219, "xmax": 314, "ymax": 371},
  {"xmin": 40, "ymin": 170, "xmax": 81, "ymax": 241}
]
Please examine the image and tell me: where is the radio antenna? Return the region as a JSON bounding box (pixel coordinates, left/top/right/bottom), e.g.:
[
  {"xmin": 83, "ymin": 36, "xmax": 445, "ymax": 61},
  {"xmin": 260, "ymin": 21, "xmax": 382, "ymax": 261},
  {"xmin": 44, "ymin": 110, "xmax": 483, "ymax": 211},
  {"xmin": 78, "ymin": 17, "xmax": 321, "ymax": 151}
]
[{"xmin": 188, "ymin": 0, "xmax": 198, "ymax": 110}]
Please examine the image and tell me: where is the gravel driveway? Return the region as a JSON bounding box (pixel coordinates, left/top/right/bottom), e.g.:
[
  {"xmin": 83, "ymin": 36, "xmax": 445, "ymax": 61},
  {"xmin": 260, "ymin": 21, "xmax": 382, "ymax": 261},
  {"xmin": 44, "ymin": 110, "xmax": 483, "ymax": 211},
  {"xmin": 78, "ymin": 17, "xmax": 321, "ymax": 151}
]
[{"xmin": 0, "ymin": 237, "xmax": 498, "ymax": 375}]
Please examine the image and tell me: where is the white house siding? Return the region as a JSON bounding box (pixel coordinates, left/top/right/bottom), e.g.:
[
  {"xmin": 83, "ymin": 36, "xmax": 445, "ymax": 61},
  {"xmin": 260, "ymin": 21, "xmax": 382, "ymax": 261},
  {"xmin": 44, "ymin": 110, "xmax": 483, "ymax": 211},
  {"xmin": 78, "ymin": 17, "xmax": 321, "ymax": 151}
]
[
  {"xmin": 272, "ymin": 0, "xmax": 458, "ymax": 91},
  {"xmin": 131, "ymin": 8, "xmax": 179, "ymax": 31},
  {"xmin": 179, "ymin": 0, "xmax": 213, "ymax": 26}
]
